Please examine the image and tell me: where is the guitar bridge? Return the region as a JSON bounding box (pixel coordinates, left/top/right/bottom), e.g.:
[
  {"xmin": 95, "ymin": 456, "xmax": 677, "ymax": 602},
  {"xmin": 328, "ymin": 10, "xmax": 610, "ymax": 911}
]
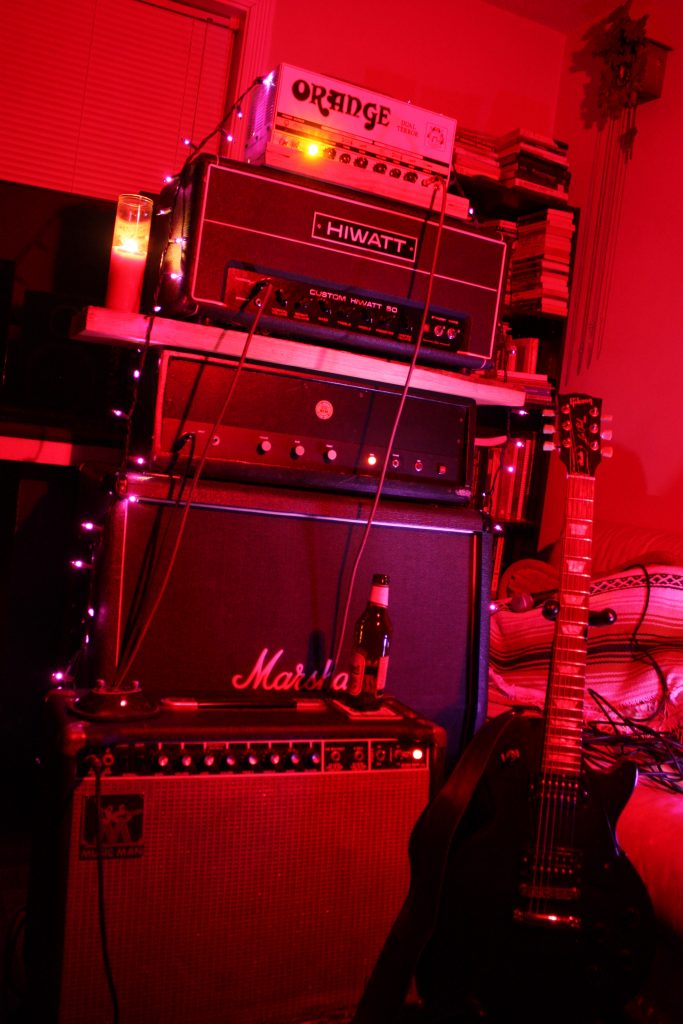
[{"xmin": 513, "ymin": 907, "xmax": 582, "ymax": 930}]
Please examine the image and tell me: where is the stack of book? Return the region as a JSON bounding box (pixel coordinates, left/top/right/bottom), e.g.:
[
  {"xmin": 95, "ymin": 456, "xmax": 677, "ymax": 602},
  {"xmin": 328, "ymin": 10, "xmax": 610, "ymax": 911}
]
[
  {"xmin": 509, "ymin": 208, "xmax": 575, "ymax": 316},
  {"xmin": 452, "ymin": 125, "xmax": 501, "ymax": 181},
  {"xmin": 495, "ymin": 129, "xmax": 571, "ymax": 201}
]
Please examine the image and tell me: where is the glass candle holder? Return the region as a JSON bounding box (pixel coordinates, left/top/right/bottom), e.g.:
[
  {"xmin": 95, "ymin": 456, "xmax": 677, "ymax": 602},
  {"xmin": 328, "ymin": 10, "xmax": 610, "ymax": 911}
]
[{"xmin": 105, "ymin": 194, "xmax": 154, "ymax": 313}]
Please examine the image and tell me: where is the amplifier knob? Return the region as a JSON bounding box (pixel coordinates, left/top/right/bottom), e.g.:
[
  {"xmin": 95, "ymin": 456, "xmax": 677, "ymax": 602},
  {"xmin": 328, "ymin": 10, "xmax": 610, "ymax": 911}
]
[
  {"xmin": 257, "ymin": 438, "xmax": 272, "ymax": 454},
  {"xmin": 414, "ymin": 460, "xmax": 424, "ymax": 473},
  {"xmin": 157, "ymin": 752, "xmax": 170, "ymax": 770},
  {"xmin": 354, "ymin": 156, "xmax": 369, "ymax": 169},
  {"xmin": 373, "ymin": 163, "xmax": 387, "ymax": 174},
  {"xmin": 247, "ymin": 751, "xmax": 260, "ymax": 768},
  {"xmin": 225, "ymin": 752, "xmax": 238, "ymax": 769},
  {"xmin": 180, "ymin": 753, "xmax": 193, "ymax": 770},
  {"xmin": 289, "ymin": 751, "xmax": 301, "ymax": 767},
  {"xmin": 324, "ymin": 147, "xmax": 337, "ymax": 159},
  {"xmin": 339, "ymin": 152, "xmax": 351, "ymax": 164},
  {"xmin": 389, "ymin": 168, "xmax": 401, "ymax": 178},
  {"xmin": 291, "ymin": 443, "xmax": 306, "ymax": 459},
  {"xmin": 324, "ymin": 447, "xmax": 338, "ymax": 463},
  {"xmin": 268, "ymin": 751, "xmax": 282, "ymax": 768},
  {"xmin": 404, "ymin": 171, "xmax": 418, "ymax": 183},
  {"xmin": 203, "ymin": 753, "xmax": 216, "ymax": 769}
]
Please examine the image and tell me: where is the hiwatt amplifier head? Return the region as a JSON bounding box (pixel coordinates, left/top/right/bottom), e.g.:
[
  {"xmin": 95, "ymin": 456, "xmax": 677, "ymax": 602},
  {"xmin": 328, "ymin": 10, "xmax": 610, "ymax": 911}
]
[{"xmin": 154, "ymin": 156, "xmax": 507, "ymax": 371}]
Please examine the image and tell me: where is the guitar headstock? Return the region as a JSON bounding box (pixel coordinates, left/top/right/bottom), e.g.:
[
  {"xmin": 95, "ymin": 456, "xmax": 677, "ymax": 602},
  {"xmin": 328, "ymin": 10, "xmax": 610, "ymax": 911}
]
[{"xmin": 543, "ymin": 393, "xmax": 611, "ymax": 476}]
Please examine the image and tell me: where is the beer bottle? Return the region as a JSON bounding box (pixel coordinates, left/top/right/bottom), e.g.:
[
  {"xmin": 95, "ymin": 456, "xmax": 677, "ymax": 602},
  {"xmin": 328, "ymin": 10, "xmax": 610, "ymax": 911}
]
[{"xmin": 347, "ymin": 573, "xmax": 392, "ymax": 710}]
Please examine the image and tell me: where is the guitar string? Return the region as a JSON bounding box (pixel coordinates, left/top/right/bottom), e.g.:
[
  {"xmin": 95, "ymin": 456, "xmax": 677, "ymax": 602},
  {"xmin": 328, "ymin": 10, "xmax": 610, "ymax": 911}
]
[{"xmin": 531, "ymin": 475, "xmax": 594, "ymax": 918}]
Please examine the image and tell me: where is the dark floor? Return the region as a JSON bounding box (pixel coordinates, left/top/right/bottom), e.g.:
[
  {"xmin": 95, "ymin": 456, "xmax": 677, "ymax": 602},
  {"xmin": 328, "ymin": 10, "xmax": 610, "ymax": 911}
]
[{"xmin": 2, "ymin": 824, "xmax": 681, "ymax": 1024}]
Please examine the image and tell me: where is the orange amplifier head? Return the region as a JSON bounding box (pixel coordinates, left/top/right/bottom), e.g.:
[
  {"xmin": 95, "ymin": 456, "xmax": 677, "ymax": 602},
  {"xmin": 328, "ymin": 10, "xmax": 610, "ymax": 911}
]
[
  {"xmin": 154, "ymin": 157, "xmax": 507, "ymax": 371},
  {"xmin": 245, "ymin": 63, "xmax": 458, "ymax": 212}
]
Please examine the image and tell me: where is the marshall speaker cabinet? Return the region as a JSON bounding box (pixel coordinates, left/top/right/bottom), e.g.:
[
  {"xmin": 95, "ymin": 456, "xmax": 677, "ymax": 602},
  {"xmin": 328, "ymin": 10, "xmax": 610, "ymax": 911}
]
[
  {"xmin": 26, "ymin": 692, "xmax": 445, "ymax": 1024},
  {"xmin": 79, "ymin": 472, "xmax": 492, "ymax": 765},
  {"xmin": 153, "ymin": 157, "xmax": 507, "ymax": 370}
]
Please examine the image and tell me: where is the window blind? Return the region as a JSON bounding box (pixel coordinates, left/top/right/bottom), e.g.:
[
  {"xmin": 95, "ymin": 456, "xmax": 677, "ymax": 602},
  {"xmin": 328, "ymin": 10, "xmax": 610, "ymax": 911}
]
[{"xmin": 0, "ymin": 0, "xmax": 237, "ymax": 201}]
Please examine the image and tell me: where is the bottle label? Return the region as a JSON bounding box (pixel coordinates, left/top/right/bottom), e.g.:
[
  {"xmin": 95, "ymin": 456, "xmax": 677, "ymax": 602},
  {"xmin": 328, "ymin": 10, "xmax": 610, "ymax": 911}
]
[
  {"xmin": 375, "ymin": 655, "xmax": 389, "ymax": 695},
  {"xmin": 347, "ymin": 653, "xmax": 389, "ymax": 699},
  {"xmin": 348, "ymin": 652, "xmax": 367, "ymax": 697}
]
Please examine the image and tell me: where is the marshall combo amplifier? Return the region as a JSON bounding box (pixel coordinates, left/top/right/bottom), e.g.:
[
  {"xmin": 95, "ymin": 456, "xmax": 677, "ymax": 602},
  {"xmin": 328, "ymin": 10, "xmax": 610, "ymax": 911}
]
[
  {"xmin": 26, "ymin": 691, "xmax": 445, "ymax": 1024},
  {"xmin": 134, "ymin": 349, "xmax": 476, "ymax": 502},
  {"xmin": 154, "ymin": 157, "xmax": 507, "ymax": 370}
]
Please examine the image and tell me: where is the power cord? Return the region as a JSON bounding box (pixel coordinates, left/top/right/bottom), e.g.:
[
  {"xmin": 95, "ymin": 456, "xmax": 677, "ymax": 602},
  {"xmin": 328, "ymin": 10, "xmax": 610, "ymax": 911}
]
[
  {"xmin": 332, "ymin": 178, "xmax": 451, "ymax": 672},
  {"xmin": 111, "ymin": 283, "xmax": 273, "ymax": 689}
]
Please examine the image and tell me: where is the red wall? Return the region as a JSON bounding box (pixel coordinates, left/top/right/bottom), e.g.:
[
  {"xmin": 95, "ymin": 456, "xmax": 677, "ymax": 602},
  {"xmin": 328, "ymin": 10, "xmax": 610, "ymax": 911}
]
[
  {"xmin": 541, "ymin": 0, "xmax": 683, "ymax": 545},
  {"xmin": 265, "ymin": 0, "xmax": 567, "ymax": 137}
]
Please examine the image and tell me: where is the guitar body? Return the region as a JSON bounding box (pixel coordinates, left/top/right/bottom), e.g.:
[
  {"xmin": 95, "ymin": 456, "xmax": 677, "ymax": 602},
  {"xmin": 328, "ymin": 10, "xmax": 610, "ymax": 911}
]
[{"xmin": 416, "ymin": 710, "xmax": 655, "ymax": 1024}]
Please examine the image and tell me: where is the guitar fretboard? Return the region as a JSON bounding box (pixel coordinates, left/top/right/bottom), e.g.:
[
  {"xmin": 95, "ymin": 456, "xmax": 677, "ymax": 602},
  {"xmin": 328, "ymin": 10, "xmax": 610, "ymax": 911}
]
[{"xmin": 542, "ymin": 472, "xmax": 595, "ymax": 777}]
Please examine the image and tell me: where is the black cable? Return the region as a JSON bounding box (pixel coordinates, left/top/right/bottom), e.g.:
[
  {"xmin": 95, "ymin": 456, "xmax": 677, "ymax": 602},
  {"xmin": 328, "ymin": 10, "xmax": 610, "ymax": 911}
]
[
  {"xmin": 111, "ymin": 283, "xmax": 273, "ymax": 688},
  {"xmin": 331, "ymin": 180, "xmax": 450, "ymax": 673},
  {"xmin": 584, "ymin": 689, "xmax": 683, "ymax": 794},
  {"xmin": 92, "ymin": 758, "xmax": 120, "ymax": 1024},
  {"xmin": 620, "ymin": 562, "xmax": 669, "ymax": 722}
]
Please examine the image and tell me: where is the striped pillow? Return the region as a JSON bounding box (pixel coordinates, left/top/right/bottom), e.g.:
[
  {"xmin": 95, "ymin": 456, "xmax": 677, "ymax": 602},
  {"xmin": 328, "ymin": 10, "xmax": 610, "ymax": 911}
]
[{"xmin": 488, "ymin": 564, "xmax": 683, "ymax": 732}]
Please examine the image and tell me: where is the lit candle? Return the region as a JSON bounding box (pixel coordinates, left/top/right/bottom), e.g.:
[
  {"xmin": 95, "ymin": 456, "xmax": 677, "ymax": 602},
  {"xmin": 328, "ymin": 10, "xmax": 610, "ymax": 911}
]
[{"xmin": 105, "ymin": 194, "xmax": 153, "ymax": 313}]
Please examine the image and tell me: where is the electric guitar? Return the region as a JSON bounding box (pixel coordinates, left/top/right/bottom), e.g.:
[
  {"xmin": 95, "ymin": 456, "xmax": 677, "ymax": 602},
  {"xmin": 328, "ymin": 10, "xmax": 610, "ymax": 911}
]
[{"xmin": 414, "ymin": 394, "xmax": 655, "ymax": 1023}]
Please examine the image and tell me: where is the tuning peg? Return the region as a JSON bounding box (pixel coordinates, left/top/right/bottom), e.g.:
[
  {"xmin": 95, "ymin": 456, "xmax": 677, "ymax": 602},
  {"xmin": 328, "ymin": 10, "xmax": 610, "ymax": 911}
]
[
  {"xmin": 542, "ymin": 424, "xmax": 555, "ymax": 435},
  {"xmin": 543, "ymin": 441, "xmax": 557, "ymax": 453},
  {"xmin": 601, "ymin": 429, "xmax": 613, "ymax": 441},
  {"xmin": 602, "ymin": 446, "xmax": 614, "ymax": 459}
]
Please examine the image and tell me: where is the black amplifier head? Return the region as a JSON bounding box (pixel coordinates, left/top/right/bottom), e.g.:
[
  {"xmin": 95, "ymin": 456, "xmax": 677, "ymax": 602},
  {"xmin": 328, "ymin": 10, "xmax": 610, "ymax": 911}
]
[
  {"xmin": 135, "ymin": 350, "xmax": 476, "ymax": 502},
  {"xmin": 153, "ymin": 157, "xmax": 507, "ymax": 371}
]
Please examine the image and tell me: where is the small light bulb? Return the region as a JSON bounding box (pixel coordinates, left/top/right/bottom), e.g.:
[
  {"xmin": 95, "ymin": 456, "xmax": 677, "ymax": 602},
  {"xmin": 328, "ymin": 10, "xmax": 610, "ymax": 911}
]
[
  {"xmin": 70, "ymin": 559, "xmax": 89, "ymax": 570},
  {"xmin": 132, "ymin": 368, "xmax": 141, "ymax": 380},
  {"xmin": 126, "ymin": 494, "xmax": 139, "ymax": 504},
  {"xmin": 112, "ymin": 408, "xmax": 129, "ymax": 420},
  {"xmin": 81, "ymin": 521, "xmax": 96, "ymax": 532},
  {"xmin": 306, "ymin": 141, "xmax": 320, "ymax": 158},
  {"xmin": 87, "ymin": 607, "xmax": 95, "ymax": 618},
  {"xmin": 183, "ymin": 137, "xmax": 192, "ymax": 147},
  {"xmin": 367, "ymin": 453, "xmax": 378, "ymax": 467},
  {"xmin": 164, "ymin": 175, "xmax": 174, "ymax": 184},
  {"xmin": 133, "ymin": 455, "xmax": 146, "ymax": 466},
  {"xmin": 154, "ymin": 305, "xmax": 162, "ymax": 313},
  {"xmin": 411, "ymin": 747, "xmax": 424, "ymax": 761},
  {"xmin": 224, "ymin": 133, "xmax": 234, "ymax": 143},
  {"xmin": 236, "ymin": 108, "xmax": 243, "ymax": 119},
  {"xmin": 52, "ymin": 670, "xmax": 65, "ymax": 682}
]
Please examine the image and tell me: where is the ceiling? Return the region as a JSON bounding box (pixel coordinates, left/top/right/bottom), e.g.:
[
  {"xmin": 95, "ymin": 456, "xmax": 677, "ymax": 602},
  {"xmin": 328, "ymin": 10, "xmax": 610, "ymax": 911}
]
[{"xmin": 483, "ymin": 0, "xmax": 610, "ymax": 34}]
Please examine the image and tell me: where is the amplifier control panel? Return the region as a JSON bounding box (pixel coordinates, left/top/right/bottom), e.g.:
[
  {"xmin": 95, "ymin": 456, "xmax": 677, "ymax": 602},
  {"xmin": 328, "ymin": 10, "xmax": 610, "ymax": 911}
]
[
  {"xmin": 224, "ymin": 266, "xmax": 467, "ymax": 360},
  {"xmin": 77, "ymin": 737, "xmax": 430, "ymax": 777}
]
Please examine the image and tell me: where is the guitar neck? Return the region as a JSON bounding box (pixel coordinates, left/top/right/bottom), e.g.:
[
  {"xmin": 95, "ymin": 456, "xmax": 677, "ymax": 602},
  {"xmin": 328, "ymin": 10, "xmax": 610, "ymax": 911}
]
[{"xmin": 542, "ymin": 472, "xmax": 595, "ymax": 777}]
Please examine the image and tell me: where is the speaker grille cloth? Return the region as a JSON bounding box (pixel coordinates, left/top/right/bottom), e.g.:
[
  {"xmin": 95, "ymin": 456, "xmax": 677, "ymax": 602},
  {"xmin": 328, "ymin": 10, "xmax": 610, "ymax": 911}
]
[{"xmin": 59, "ymin": 770, "xmax": 428, "ymax": 1024}]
